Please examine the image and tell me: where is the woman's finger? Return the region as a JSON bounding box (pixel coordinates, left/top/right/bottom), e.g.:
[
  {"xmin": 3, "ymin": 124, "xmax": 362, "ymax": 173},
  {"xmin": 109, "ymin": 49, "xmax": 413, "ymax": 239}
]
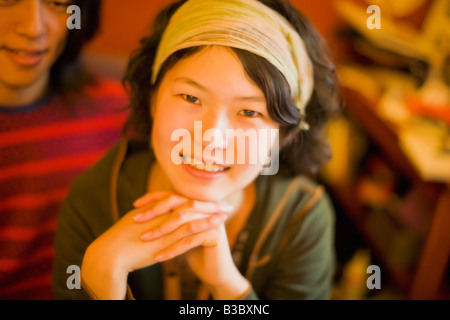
[
  {"xmin": 188, "ymin": 200, "xmax": 234, "ymax": 213},
  {"xmin": 133, "ymin": 190, "xmax": 172, "ymax": 208},
  {"xmin": 134, "ymin": 197, "xmax": 233, "ymax": 223},
  {"xmin": 132, "ymin": 193, "xmax": 187, "ymax": 222},
  {"xmin": 153, "ymin": 224, "xmax": 223, "ymax": 262},
  {"xmin": 140, "ymin": 211, "xmax": 227, "ymax": 241}
]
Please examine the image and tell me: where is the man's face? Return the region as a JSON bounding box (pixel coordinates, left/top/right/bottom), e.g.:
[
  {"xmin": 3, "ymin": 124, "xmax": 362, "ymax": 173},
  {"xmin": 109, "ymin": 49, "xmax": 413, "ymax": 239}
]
[{"xmin": 0, "ymin": 0, "xmax": 71, "ymax": 100}]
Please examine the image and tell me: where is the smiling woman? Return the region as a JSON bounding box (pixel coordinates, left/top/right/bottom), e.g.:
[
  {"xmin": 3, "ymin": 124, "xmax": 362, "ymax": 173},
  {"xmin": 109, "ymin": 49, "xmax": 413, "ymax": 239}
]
[
  {"xmin": 52, "ymin": 0, "xmax": 341, "ymax": 301},
  {"xmin": 150, "ymin": 46, "xmax": 279, "ymax": 201}
]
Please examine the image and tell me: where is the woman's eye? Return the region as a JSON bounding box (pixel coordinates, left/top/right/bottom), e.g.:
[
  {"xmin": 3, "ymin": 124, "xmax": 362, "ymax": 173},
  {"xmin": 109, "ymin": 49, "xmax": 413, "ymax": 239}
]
[
  {"xmin": 180, "ymin": 94, "xmax": 201, "ymax": 104},
  {"xmin": 239, "ymin": 109, "xmax": 261, "ymax": 118}
]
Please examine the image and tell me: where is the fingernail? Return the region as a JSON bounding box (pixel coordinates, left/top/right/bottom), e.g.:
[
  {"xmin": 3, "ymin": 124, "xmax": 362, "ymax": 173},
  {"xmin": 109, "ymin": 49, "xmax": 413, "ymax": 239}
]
[
  {"xmin": 133, "ymin": 195, "xmax": 148, "ymax": 207},
  {"xmin": 133, "ymin": 213, "xmax": 144, "ymax": 221},
  {"xmin": 154, "ymin": 253, "xmax": 169, "ymax": 261},
  {"xmin": 219, "ymin": 203, "xmax": 234, "ymax": 212},
  {"xmin": 140, "ymin": 231, "xmax": 153, "ymax": 241},
  {"xmin": 133, "ymin": 198, "xmax": 143, "ymax": 207},
  {"xmin": 212, "ymin": 214, "xmax": 227, "ymax": 223}
]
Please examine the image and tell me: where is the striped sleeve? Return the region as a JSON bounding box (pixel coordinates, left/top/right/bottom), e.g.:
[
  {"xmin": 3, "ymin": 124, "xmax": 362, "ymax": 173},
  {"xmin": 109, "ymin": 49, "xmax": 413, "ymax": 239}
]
[{"xmin": 0, "ymin": 79, "xmax": 128, "ymax": 299}]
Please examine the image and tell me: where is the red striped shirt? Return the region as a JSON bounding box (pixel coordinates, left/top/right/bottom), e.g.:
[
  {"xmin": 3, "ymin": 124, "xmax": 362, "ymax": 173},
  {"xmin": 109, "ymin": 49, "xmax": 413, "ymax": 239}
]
[{"xmin": 0, "ymin": 78, "xmax": 128, "ymax": 299}]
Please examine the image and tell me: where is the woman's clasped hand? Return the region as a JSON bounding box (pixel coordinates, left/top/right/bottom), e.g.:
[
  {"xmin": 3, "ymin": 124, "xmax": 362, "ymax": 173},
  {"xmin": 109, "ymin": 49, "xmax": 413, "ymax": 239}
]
[{"xmin": 81, "ymin": 191, "xmax": 249, "ymax": 299}]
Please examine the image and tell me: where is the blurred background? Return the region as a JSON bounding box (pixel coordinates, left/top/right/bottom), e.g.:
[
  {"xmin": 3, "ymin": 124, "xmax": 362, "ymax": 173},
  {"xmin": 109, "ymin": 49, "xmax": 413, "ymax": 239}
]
[{"xmin": 81, "ymin": 0, "xmax": 450, "ymax": 300}]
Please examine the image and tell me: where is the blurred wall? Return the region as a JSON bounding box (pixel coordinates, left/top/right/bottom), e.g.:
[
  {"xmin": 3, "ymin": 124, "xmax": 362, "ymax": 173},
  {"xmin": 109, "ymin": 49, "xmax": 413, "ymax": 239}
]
[
  {"xmin": 82, "ymin": 0, "xmax": 434, "ymax": 79},
  {"xmin": 83, "ymin": 0, "xmax": 346, "ymax": 76}
]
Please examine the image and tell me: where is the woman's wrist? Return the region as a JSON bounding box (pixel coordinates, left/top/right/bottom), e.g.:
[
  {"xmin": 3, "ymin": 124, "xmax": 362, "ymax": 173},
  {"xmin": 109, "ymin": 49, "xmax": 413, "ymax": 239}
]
[
  {"xmin": 81, "ymin": 244, "xmax": 129, "ymax": 300},
  {"xmin": 208, "ymin": 272, "xmax": 251, "ymax": 300}
]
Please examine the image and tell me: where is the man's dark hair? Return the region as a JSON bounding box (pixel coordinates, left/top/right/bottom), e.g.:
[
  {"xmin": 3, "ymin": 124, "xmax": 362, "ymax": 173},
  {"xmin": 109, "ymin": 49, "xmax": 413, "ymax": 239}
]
[{"xmin": 49, "ymin": 0, "xmax": 102, "ymax": 94}]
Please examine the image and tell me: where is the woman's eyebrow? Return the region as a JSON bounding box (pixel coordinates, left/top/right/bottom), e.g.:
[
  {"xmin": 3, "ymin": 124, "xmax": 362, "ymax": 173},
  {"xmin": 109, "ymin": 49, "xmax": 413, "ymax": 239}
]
[
  {"xmin": 173, "ymin": 77, "xmax": 265, "ymax": 102},
  {"xmin": 174, "ymin": 77, "xmax": 208, "ymax": 92},
  {"xmin": 234, "ymin": 95, "xmax": 265, "ymax": 103}
]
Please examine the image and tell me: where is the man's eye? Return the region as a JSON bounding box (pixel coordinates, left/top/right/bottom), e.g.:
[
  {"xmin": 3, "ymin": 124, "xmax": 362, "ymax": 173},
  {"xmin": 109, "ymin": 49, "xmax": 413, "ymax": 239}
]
[
  {"xmin": 239, "ymin": 109, "xmax": 261, "ymax": 118},
  {"xmin": 0, "ymin": 0, "xmax": 19, "ymax": 7},
  {"xmin": 45, "ymin": 0, "xmax": 72, "ymax": 11},
  {"xmin": 181, "ymin": 94, "xmax": 201, "ymax": 104}
]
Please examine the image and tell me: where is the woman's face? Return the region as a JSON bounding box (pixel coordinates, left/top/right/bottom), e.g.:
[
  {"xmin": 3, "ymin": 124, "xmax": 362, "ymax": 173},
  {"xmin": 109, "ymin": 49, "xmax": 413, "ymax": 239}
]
[
  {"xmin": 151, "ymin": 46, "xmax": 279, "ymax": 201},
  {"xmin": 0, "ymin": 0, "xmax": 71, "ymax": 100}
]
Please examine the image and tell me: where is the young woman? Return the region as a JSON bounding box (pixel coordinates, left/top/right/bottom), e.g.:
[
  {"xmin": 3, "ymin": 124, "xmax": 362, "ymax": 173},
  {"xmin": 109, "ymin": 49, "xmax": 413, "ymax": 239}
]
[
  {"xmin": 52, "ymin": 0, "xmax": 341, "ymax": 300},
  {"xmin": 0, "ymin": 0, "xmax": 128, "ymax": 299}
]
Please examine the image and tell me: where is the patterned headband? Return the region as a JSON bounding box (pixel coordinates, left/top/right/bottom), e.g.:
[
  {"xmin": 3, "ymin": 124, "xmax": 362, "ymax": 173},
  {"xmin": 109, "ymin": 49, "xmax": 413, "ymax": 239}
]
[{"xmin": 152, "ymin": 0, "xmax": 314, "ymax": 130}]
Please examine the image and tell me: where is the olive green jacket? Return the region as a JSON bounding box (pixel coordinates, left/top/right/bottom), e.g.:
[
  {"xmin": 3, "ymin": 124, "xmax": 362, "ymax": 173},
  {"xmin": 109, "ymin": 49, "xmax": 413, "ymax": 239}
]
[{"xmin": 52, "ymin": 138, "xmax": 335, "ymax": 300}]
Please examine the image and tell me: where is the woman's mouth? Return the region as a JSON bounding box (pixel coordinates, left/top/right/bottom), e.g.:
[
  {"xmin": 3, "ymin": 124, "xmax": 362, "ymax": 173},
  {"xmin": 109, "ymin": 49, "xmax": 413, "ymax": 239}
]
[
  {"xmin": 180, "ymin": 154, "xmax": 231, "ymax": 180},
  {"xmin": 181, "ymin": 154, "xmax": 230, "ymax": 172}
]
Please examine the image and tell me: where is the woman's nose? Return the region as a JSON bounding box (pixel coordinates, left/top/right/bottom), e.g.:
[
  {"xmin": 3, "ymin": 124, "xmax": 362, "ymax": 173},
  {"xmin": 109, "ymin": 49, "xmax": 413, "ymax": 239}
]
[{"xmin": 197, "ymin": 112, "xmax": 233, "ymax": 151}]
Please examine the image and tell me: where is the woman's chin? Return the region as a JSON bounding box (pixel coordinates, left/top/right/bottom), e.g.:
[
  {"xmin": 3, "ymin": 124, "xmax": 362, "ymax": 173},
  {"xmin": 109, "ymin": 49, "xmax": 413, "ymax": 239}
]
[{"xmin": 173, "ymin": 184, "xmax": 228, "ymax": 202}]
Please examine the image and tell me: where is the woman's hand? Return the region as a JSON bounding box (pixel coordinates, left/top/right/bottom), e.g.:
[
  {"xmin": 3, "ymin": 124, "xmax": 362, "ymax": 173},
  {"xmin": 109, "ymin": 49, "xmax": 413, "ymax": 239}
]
[
  {"xmin": 134, "ymin": 191, "xmax": 251, "ymax": 300},
  {"xmin": 80, "ymin": 191, "xmax": 232, "ymax": 299}
]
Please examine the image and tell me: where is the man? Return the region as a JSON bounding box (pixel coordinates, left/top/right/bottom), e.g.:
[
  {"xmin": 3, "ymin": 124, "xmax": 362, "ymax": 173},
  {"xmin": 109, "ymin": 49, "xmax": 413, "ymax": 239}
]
[{"xmin": 0, "ymin": 0, "xmax": 128, "ymax": 299}]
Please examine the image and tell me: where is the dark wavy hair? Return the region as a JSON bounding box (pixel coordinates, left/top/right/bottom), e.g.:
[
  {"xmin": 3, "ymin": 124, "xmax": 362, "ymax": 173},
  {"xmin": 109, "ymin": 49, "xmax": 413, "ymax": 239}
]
[
  {"xmin": 123, "ymin": 0, "xmax": 342, "ymax": 177},
  {"xmin": 49, "ymin": 0, "xmax": 102, "ymax": 93}
]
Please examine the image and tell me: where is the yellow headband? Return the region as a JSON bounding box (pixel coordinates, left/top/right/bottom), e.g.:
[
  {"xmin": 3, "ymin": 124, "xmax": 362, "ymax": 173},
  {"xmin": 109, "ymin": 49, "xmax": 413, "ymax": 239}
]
[{"xmin": 152, "ymin": 0, "xmax": 314, "ymax": 130}]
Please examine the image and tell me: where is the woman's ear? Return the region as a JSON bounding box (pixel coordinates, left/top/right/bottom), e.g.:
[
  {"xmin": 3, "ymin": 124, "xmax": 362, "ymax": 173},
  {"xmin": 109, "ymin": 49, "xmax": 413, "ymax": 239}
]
[{"xmin": 279, "ymin": 128, "xmax": 297, "ymax": 149}]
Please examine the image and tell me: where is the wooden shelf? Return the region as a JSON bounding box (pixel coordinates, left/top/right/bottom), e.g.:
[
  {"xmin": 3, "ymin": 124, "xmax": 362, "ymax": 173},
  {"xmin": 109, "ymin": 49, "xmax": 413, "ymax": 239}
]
[
  {"xmin": 330, "ymin": 87, "xmax": 450, "ymax": 300},
  {"xmin": 328, "ymin": 183, "xmax": 414, "ymax": 297},
  {"xmin": 341, "ymin": 89, "xmax": 445, "ymax": 204}
]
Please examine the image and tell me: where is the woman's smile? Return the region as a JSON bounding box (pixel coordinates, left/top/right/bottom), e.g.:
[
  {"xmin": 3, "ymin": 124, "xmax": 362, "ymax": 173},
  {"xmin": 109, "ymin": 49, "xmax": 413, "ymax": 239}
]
[{"xmin": 151, "ymin": 46, "xmax": 279, "ymax": 201}]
